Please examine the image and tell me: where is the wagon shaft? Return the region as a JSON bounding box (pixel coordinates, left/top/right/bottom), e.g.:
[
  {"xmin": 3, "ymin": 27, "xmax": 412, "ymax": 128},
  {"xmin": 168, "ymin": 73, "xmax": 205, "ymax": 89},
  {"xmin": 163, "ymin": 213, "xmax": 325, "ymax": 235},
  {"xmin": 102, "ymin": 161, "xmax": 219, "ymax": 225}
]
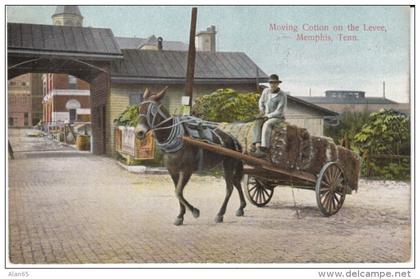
[
  {"xmin": 218, "ymin": 121, "xmax": 360, "ymax": 191},
  {"xmin": 182, "ymin": 136, "xmax": 317, "ymax": 183}
]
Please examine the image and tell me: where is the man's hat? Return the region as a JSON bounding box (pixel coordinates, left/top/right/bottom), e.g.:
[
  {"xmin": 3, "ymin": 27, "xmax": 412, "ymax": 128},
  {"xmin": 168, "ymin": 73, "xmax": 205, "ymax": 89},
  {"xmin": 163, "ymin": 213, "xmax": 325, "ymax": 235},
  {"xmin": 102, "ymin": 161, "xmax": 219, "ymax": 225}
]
[{"xmin": 268, "ymin": 74, "xmax": 282, "ymax": 83}]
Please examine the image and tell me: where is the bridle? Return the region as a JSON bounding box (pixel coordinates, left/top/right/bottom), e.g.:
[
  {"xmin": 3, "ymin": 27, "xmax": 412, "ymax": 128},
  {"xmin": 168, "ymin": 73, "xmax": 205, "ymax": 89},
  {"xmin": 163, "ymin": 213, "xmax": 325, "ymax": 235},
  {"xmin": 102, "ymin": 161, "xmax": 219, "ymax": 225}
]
[
  {"xmin": 138, "ymin": 100, "xmax": 185, "ymax": 153},
  {"xmin": 138, "ymin": 101, "xmax": 172, "ymax": 130},
  {"xmin": 137, "ymin": 101, "xmax": 226, "ymax": 154}
]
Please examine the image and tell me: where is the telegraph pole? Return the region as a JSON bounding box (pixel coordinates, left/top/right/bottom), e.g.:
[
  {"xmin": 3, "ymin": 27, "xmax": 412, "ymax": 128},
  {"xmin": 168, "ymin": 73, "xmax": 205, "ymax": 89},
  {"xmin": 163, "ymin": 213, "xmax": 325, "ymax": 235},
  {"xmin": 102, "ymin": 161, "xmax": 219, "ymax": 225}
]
[
  {"xmin": 382, "ymin": 81, "xmax": 386, "ymax": 98},
  {"xmin": 185, "ymin": 7, "xmax": 198, "ymax": 110}
]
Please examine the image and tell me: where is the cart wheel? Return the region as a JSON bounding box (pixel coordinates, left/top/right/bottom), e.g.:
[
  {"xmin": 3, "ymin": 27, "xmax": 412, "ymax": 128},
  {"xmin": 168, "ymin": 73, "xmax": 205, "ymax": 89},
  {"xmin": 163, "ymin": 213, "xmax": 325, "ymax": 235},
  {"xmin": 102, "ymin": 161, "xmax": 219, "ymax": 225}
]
[
  {"xmin": 243, "ymin": 174, "xmax": 274, "ymax": 207},
  {"xmin": 316, "ymin": 162, "xmax": 346, "ymax": 216}
]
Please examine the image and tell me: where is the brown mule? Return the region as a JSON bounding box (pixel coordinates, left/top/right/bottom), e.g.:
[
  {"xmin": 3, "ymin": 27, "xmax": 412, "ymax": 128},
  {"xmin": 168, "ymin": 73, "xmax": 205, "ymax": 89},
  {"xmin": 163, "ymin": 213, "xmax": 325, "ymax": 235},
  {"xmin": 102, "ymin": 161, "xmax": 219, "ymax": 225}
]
[{"xmin": 135, "ymin": 87, "xmax": 246, "ymax": 226}]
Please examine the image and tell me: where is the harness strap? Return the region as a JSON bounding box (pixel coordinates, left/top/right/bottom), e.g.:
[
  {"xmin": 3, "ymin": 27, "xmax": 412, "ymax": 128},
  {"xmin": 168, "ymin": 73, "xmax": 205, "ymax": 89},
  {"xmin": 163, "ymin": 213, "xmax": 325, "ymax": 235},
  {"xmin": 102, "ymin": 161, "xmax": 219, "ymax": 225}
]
[{"xmin": 139, "ymin": 101, "xmax": 239, "ymax": 154}]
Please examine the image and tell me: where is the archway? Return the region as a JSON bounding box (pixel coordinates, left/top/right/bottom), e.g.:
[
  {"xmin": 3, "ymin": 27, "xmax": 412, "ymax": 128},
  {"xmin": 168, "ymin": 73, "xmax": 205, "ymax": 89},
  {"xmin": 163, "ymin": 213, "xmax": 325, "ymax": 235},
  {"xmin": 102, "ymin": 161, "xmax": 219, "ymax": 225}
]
[{"xmin": 8, "ymin": 22, "xmax": 123, "ymax": 155}]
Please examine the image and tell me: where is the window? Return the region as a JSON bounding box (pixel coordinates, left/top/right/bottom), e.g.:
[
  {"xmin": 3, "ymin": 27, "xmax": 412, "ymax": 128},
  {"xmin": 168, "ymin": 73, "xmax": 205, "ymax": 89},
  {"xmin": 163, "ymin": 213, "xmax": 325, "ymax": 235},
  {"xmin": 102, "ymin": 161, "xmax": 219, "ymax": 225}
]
[
  {"xmin": 68, "ymin": 75, "xmax": 77, "ymax": 89},
  {"xmin": 69, "ymin": 109, "xmax": 76, "ymax": 122},
  {"xmin": 24, "ymin": 113, "xmax": 29, "ymax": 126},
  {"xmin": 129, "ymin": 94, "xmax": 143, "ymax": 105},
  {"xmin": 8, "ymin": 118, "xmax": 14, "ymax": 126}
]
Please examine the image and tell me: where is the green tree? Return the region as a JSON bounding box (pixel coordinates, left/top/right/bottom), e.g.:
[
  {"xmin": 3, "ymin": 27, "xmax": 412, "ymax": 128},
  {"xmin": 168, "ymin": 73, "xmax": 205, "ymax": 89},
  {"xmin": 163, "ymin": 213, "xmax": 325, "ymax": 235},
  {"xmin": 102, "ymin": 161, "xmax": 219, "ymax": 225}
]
[
  {"xmin": 353, "ymin": 109, "xmax": 410, "ymax": 180},
  {"xmin": 324, "ymin": 110, "xmax": 370, "ymax": 148},
  {"xmin": 354, "ymin": 109, "xmax": 410, "ymax": 155},
  {"xmin": 192, "ymin": 88, "xmax": 260, "ymax": 122}
]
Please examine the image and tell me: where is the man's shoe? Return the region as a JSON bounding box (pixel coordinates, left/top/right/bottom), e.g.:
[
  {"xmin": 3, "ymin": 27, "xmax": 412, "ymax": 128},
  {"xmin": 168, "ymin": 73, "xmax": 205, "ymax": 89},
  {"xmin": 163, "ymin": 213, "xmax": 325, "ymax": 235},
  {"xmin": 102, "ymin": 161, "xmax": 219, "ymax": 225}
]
[
  {"xmin": 250, "ymin": 144, "xmax": 257, "ymax": 153},
  {"xmin": 253, "ymin": 147, "xmax": 268, "ymax": 158}
]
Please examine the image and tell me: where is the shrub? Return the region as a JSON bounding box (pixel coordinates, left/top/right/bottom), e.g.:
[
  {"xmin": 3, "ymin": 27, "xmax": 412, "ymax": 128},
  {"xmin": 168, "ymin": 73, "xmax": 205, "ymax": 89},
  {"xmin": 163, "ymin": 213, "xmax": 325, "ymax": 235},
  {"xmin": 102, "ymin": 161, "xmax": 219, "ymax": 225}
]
[
  {"xmin": 113, "ymin": 105, "xmax": 139, "ymax": 127},
  {"xmin": 354, "ymin": 109, "xmax": 410, "ymax": 155},
  {"xmin": 192, "ymin": 88, "xmax": 260, "ymax": 122},
  {"xmin": 354, "ymin": 109, "xmax": 410, "ymax": 180},
  {"xmin": 324, "ymin": 110, "xmax": 370, "ymax": 148}
]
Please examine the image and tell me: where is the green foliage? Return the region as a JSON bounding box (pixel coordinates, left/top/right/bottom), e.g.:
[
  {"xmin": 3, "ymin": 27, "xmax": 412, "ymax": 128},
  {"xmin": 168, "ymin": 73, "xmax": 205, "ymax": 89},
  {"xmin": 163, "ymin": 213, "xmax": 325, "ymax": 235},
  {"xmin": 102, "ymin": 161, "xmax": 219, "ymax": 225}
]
[
  {"xmin": 324, "ymin": 110, "xmax": 370, "ymax": 148},
  {"xmin": 364, "ymin": 160, "xmax": 410, "ymax": 180},
  {"xmin": 354, "ymin": 109, "xmax": 410, "ymax": 180},
  {"xmin": 354, "ymin": 109, "xmax": 410, "ymax": 155},
  {"xmin": 113, "ymin": 105, "xmax": 139, "ymax": 127},
  {"xmin": 192, "ymin": 88, "xmax": 260, "ymax": 122}
]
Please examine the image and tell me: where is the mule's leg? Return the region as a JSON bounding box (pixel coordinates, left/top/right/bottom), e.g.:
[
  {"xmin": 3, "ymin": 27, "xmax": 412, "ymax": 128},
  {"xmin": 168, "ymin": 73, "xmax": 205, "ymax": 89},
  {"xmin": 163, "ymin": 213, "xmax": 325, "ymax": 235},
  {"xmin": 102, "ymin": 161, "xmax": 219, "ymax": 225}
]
[
  {"xmin": 233, "ymin": 166, "xmax": 246, "ymax": 217},
  {"xmin": 175, "ymin": 171, "xmax": 200, "ymax": 219},
  {"xmin": 215, "ymin": 161, "xmax": 234, "ymax": 223},
  {"xmin": 170, "ymin": 172, "xmax": 186, "ymax": 226}
]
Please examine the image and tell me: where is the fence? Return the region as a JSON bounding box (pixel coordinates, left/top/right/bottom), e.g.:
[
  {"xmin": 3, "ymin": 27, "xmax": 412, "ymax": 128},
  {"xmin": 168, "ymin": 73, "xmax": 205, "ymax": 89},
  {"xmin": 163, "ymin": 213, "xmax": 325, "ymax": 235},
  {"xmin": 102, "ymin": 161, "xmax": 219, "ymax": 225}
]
[{"xmin": 362, "ymin": 152, "xmax": 410, "ymax": 179}]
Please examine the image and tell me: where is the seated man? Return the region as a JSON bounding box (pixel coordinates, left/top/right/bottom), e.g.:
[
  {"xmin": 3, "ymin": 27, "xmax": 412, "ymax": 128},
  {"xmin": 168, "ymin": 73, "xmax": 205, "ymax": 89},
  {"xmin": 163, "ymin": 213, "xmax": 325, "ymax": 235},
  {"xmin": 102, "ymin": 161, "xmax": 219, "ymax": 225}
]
[{"xmin": 252, "ymin": 74, "xmax": 287, "ymax": 158}]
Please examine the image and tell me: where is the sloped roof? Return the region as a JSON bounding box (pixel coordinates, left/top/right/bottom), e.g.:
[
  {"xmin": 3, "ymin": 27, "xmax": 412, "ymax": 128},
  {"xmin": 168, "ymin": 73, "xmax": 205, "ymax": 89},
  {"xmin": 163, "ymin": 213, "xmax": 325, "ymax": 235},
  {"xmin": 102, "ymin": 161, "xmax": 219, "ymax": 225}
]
[
  {"xmin": 115, "ymin": 36, "xmax": 189, "ymax": 51},
  {"xmin": 298, "ymin": 96, "xmax": 398, "ymax": 105},
  {"xmin": 111, "ymin": 49, "xmax": 267, "ymax": 84},
  {"xmin": 115, "ymin": 37, "xmax": 147, "ymax": 49},
  {"xmin": 288, "ymin": 95, "xmax": 338, "ymax": 116},
  {"xmin": 53, "ymin": 6, "xmax": 83, "ymax": 17},
  {"xmin": 8, "ymin": 23, "xmax": 122, "ymax": 59}
]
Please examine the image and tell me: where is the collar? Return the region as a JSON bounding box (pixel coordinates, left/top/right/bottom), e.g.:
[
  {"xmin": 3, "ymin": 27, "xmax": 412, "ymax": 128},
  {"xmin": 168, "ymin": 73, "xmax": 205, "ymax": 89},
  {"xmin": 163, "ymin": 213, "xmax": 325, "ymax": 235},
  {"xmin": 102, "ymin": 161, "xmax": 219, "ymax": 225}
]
[{"xmin": 270, "ymin": 88, "xmax": 281, "ymax": 94}]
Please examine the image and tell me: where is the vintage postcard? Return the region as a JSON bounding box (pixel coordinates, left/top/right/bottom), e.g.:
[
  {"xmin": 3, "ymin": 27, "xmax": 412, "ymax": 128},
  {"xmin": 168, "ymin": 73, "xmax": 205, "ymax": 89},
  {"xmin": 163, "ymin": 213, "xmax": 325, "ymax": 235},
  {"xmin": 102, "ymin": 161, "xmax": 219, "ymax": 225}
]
[{"xmin": 4, "ymin": 3, "xmax": 415, "ymax": 276}]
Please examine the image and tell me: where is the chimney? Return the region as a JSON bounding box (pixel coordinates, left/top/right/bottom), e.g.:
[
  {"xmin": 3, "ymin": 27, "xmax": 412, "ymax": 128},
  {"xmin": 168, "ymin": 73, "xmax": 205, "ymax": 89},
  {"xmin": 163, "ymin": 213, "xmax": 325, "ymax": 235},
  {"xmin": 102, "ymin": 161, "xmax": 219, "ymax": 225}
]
[
  {"xmin": 196, "ymin": 25, "xmax": 216, "ymax": 52},
  {"xmin": 157, "ymin": 37, "xmax": 163, "ymax": 50}
]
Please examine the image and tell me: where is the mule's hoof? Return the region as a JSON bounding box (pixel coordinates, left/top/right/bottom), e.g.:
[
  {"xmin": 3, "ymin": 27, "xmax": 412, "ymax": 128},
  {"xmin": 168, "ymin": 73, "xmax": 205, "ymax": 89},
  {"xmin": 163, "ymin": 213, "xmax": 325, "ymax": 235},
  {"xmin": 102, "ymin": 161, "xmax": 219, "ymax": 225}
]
[
  {"xmin": 215, "ymin": 215, "xmax": 224, "ymax": 223},
  {"xmin": 192, "ymin": 208, "xmax": 200, "ymax": 219},
  {"xmin": 174, "ymin": 217, "xmax": 184, "ymax": 226},
  {"xmin": 236, "ymin": 209, "xmax": 244, "ymax": 217}
]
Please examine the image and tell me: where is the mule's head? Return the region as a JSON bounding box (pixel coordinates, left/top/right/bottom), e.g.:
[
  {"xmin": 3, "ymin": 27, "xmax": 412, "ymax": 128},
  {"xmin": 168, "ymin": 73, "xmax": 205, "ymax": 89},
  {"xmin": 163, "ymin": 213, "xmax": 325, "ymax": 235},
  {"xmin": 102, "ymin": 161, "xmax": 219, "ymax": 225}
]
[{"xmin": 135, "ymin": 86, "xmax": 168, "ymax": 140}]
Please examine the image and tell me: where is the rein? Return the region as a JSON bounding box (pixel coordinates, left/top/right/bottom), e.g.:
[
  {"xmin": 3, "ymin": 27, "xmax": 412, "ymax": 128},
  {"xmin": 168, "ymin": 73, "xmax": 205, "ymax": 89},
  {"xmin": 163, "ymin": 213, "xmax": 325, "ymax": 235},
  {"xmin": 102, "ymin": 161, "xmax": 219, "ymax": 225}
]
[
  {"xmin": 139, "ymin": 101, "xmax": 185, "ymax": 153},
  {"xmin": 139, "ymin": 101, "xmax": 227, "ymax": 154}
]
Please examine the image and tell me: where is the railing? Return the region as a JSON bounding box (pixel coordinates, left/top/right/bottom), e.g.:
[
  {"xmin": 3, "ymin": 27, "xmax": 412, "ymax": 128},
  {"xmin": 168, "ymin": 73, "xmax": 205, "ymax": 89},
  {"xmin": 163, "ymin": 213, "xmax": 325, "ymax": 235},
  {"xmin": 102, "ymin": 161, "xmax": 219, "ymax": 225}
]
[{"xmin": 362, "ymin": 152, "xmax": 410, "ymax": 179}]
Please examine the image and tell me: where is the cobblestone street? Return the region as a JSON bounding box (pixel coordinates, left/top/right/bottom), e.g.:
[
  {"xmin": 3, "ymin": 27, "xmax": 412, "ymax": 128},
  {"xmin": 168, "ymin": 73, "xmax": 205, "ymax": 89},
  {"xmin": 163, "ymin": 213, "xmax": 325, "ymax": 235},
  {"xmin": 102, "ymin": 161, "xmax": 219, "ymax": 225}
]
[{"xmin": 8, "ymin": 129, "xmax": 411, "ymax": 264}]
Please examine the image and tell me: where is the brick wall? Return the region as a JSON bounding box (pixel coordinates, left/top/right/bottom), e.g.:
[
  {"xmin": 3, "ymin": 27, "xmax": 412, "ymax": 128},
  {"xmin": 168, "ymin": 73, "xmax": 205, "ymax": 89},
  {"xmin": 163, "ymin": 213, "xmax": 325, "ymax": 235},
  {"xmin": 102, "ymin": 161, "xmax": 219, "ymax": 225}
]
[
  {"xmin": 53, "ymin": 95, "xmax": 90, "ymax": 111},
  {"xmin": 52, "ymin": 74, "xmax": 70, "ymax": 89},
  {"xmin": 8, "ymin": 74, "xmax": 32, "ymax": 127},
  {"xmin": 77, "ymin": 79, "xmax": 90, "ymax": 90},
  {"xmin": 52, "ymin": 74, "xmax": 90, "ymax": 90}
]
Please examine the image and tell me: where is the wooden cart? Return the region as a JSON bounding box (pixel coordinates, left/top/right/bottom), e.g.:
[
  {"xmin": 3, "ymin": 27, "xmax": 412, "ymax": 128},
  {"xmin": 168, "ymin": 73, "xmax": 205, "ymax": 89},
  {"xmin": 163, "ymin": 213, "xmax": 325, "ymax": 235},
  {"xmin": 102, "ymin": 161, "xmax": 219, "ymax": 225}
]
[{"xmin": 182, "ymin": 136, "xmax": 353, "ymax": 216}]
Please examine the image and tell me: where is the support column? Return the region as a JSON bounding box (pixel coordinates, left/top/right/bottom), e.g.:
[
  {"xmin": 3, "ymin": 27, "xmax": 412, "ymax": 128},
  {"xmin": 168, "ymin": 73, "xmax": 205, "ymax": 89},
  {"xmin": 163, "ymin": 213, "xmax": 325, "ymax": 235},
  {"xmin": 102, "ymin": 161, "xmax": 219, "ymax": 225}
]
[{"xmin": 89, "ymin": 65, "xmax": 110, "ymax": 155}]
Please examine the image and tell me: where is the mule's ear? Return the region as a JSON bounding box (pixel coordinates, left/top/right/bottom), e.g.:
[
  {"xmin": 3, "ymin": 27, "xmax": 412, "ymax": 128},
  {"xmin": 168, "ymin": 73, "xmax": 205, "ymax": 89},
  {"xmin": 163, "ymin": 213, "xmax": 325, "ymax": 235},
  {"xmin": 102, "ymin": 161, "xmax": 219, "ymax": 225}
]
[
  {"xmin": 154, "ymin": 86, "xmax": 168, "ymax": 101},
  {"xmin": 143, "ymin": 88, "xmax": 150, "ymax": 99}
]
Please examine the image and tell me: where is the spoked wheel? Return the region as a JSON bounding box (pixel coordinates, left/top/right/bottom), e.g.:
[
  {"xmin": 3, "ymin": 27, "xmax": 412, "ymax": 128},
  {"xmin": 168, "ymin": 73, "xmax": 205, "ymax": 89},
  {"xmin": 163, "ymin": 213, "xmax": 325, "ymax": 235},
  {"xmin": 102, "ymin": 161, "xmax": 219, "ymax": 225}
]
[
  {"xmin": 315, "ymin": 162, "xmax": 347, "ymax": 216},
  {"xmin": 243, "ymin": 174, "xmax": 274, "ymax": 207}
]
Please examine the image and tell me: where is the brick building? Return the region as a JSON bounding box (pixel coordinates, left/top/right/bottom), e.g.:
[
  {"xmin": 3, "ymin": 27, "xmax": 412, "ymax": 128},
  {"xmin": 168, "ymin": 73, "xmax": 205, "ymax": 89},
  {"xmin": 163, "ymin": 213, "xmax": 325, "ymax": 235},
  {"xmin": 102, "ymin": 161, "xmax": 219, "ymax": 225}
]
[
  {"xmin": 42, "ymin": 6, "xmax": 91, "ymax": 125},
  {"xmin": 8, "ymin": 73, "xmax": 43, "ymax": 127},
  {"xmin": 42, "ymin": 74, "xmax": 91, "ymax": 123},
  {"xmin": 8, "ymin": 74, "xmax": 32, "ymax": 127}
]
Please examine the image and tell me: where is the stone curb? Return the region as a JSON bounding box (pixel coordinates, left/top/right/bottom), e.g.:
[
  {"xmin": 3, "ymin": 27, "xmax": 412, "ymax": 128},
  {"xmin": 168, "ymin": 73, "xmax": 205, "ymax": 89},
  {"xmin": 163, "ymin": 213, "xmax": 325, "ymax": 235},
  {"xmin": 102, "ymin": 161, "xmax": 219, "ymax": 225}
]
[{"xmin": 116, "ymin": 161, "xmax": 168, "ymax": 174}]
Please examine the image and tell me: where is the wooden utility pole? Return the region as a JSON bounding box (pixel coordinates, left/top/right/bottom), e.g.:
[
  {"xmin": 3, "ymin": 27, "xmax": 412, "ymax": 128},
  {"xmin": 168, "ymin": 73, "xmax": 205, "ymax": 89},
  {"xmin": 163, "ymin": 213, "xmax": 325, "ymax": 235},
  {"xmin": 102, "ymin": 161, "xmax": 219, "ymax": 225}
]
[
  {"xmin": 185, "ymin": 7, "xmax": 198, "ymax": 108},
  {"xmin": 383, "ymin": 81, "xmax": 386, "ymax": 98}
]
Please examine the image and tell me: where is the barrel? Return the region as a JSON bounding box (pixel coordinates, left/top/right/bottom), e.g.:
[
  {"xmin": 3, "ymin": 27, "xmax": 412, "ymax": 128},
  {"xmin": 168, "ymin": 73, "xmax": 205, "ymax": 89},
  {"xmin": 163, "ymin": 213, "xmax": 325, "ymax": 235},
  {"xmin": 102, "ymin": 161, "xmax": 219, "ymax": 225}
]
[{"xmin": 76, "ymin": 135, "xmax": 90, "ymax": 151}]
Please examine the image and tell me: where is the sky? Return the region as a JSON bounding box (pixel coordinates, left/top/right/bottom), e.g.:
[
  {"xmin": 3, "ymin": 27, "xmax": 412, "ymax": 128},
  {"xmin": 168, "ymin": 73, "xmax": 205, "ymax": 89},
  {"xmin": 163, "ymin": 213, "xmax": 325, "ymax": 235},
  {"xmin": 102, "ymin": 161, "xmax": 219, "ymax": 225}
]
[{"xmin": 7, "ymin": 5, "xmax": 411, "ymax": 102}]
